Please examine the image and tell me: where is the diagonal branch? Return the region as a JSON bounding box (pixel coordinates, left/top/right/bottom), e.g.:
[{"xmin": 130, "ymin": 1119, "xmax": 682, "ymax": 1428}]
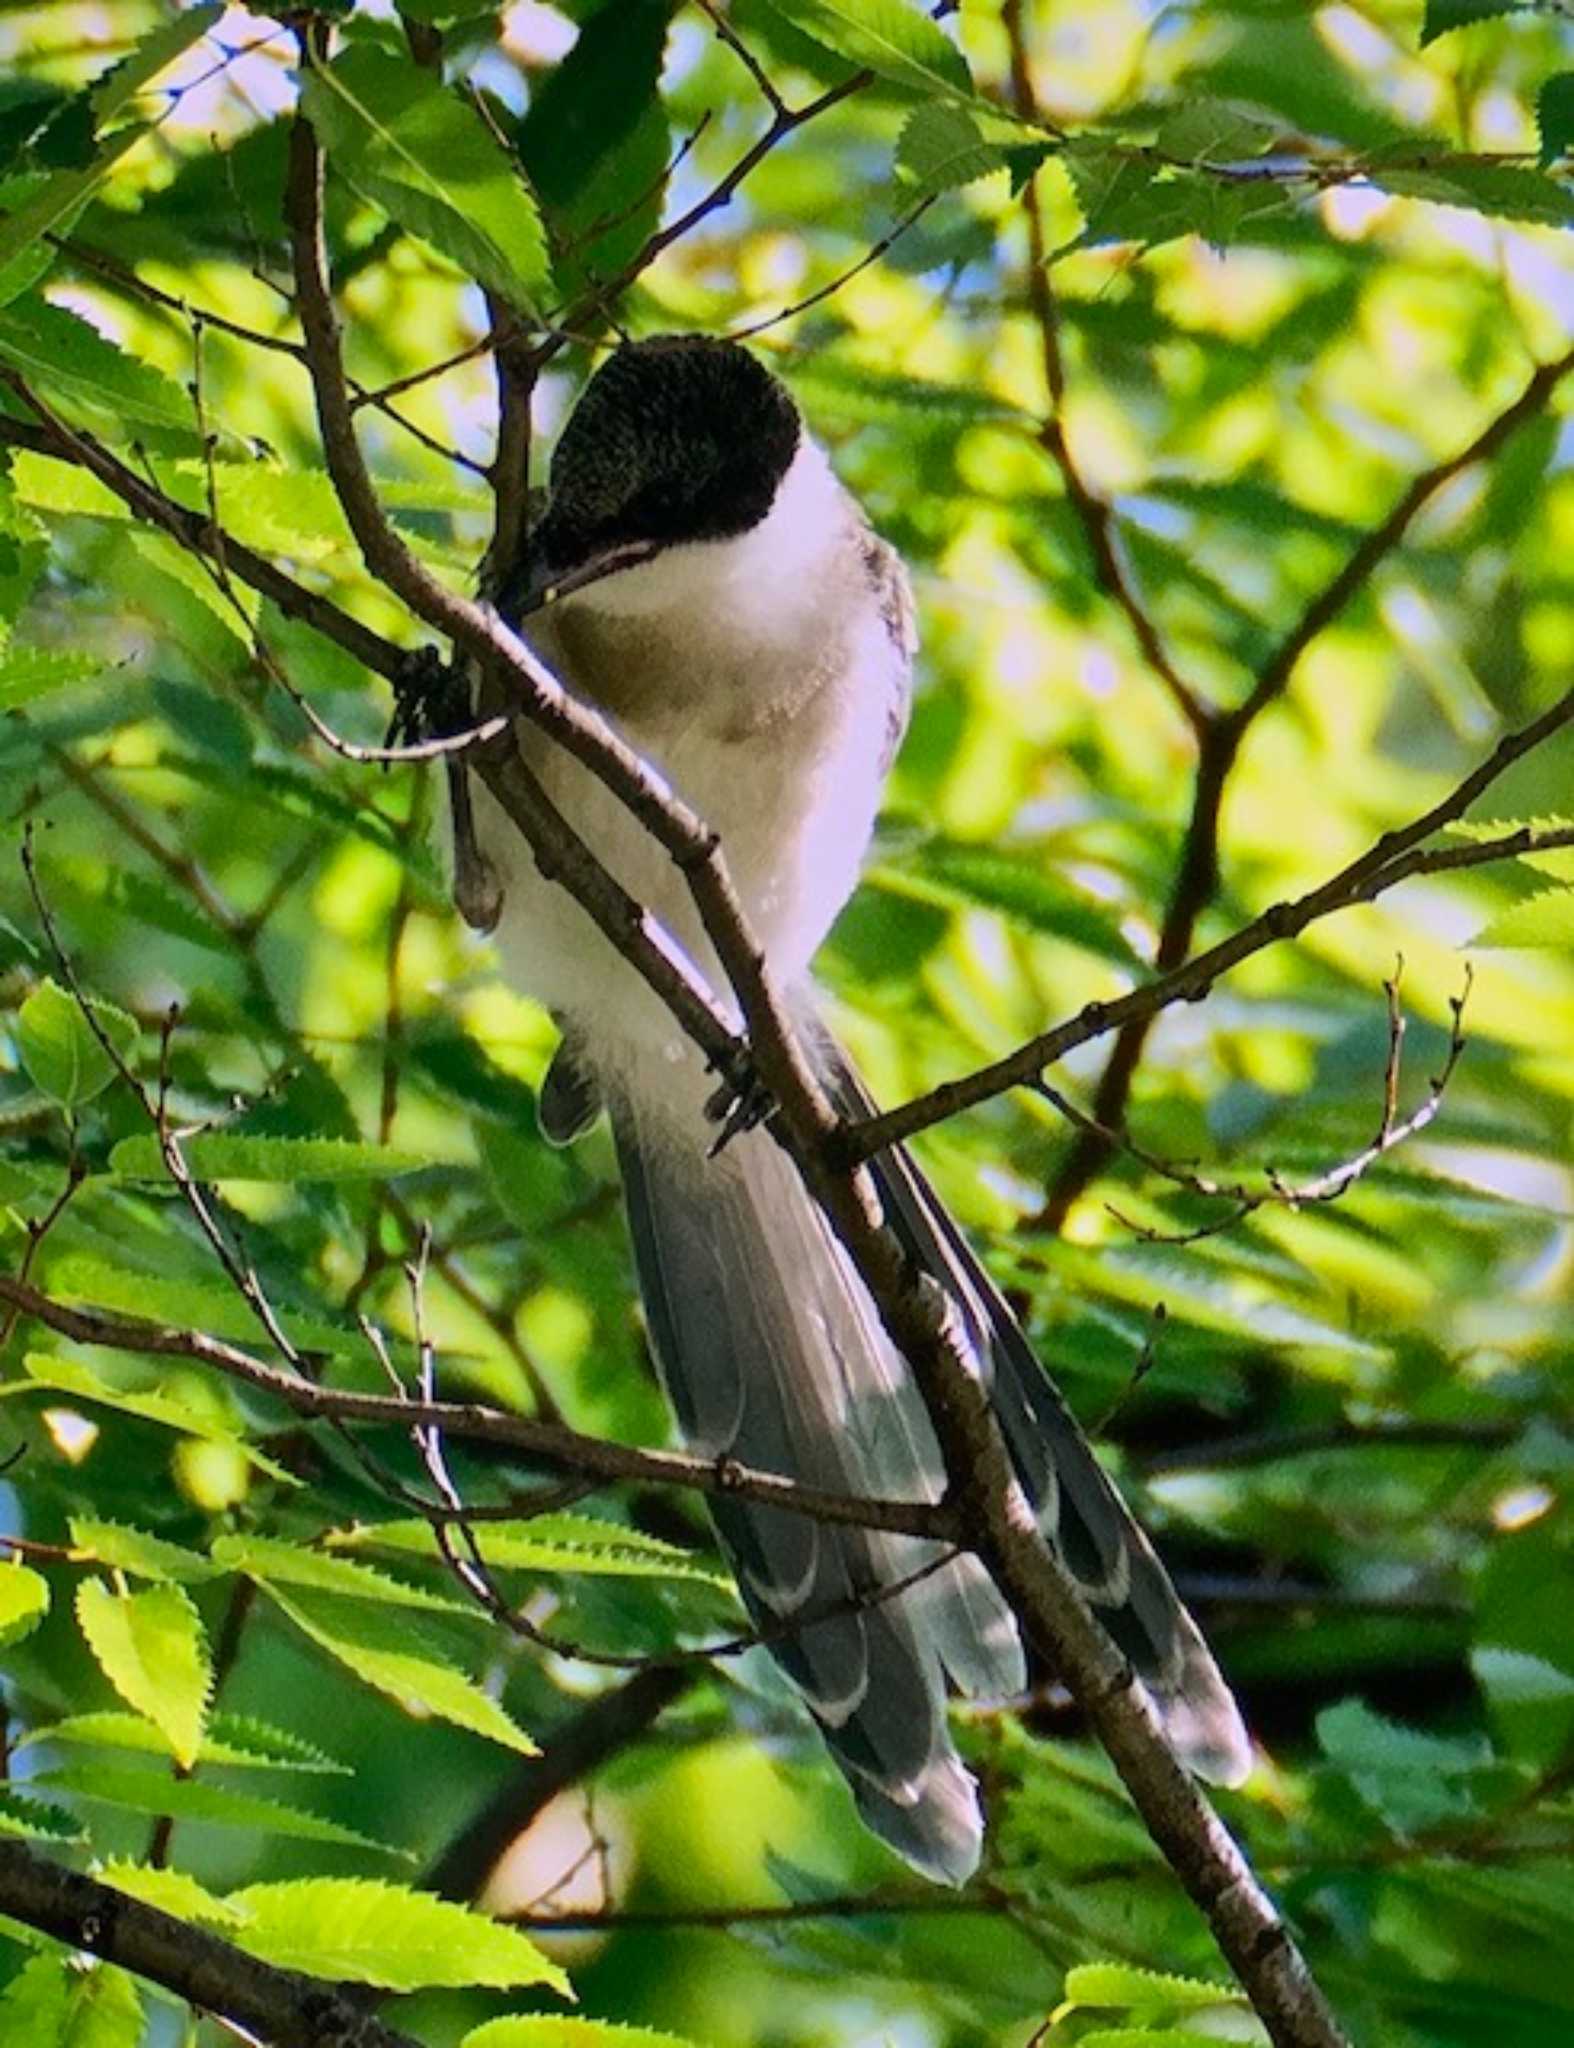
[
  {"xmin": 1043, "ymin": 339, "xmax": 1574, "ymax": 1221},
  {"xmin": 0, "ymin": 1840, "xmax": 422, "ymax": 2048},
  {"xmin": 0, "ymin": 1268, "xmax": 948, "ymax": 1541},
  {"xmin": 849, "ymin": 781, "xmax": 1574, "ymax": 1160}
]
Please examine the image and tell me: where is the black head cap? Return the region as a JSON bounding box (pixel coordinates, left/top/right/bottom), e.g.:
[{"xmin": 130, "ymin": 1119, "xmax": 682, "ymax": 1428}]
[{"xmin": 530, "ymin": 336, "xmax": 801, "ymax": 582}]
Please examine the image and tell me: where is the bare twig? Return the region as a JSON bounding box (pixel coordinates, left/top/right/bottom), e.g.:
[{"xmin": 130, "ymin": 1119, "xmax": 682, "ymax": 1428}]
[{"xmin": 1052, "ymin": 966, "xmax": 1471, "ymax": 1246}]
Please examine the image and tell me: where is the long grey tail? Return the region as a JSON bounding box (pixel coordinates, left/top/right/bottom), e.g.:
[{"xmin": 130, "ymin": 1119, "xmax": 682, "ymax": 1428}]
[{"xmin": 609, "ymin": 1027, "xmax": 1248, "ymax": 1882}]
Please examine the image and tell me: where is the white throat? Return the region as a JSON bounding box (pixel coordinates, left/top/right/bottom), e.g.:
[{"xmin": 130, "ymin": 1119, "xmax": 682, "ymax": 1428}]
[{"xmin": 558, "ymin": 435, "xmax": 850, "ymax": 631}]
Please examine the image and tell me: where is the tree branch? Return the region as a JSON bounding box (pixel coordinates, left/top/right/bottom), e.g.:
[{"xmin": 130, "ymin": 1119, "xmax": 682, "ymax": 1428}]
[
  {"xmin": 0, "ymin": 1269, "xmax": 947, "ymax": 1541},
  {"xmin": 848, "ymin": 748, "xmax": 1574, "ymax": 1160},
  {"xmin": 1043, "ymin": 338, "xmax": 1574, "ymax": 1221},
  {"xmin": 0, "ymin": 1840, "xmax": 423, "ymax": 2048}
]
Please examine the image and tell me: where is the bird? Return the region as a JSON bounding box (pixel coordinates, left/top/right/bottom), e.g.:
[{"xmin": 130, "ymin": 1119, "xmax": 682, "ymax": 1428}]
[{"xmin": 467, "ymin": 333, "xmax": 1251, "ymax": 1884}]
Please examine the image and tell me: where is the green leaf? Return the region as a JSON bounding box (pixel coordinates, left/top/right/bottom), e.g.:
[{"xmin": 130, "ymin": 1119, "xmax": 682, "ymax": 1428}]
[
  {"xmin": 1373, "ymin": 162, "xmax": 1574, "ymax": 227},
  {"xmin": 227, "ymin": 1878, "xmax": 569, "ymax": 1994},
  {"xmin": 41, "ymin": 856, "xmax": 233, "ymax": 958},
  {"xmin": 894, "ymin": 105, "xmax": 1008, "ymax": 197},
  {"xmin": 0, "ymin": 1560, "xmax": 50, "ymax": 1647},
  {"xmin": 760, "ymin": 0, "xmax": 974, "ymax": 98},
  {"xmin": 6, "ymin": 1356, "xmax": 294, "ymax": 1483},
  {"xmin": 1062, "ymin": 1962, "xmax": 1244, "ymax": 2013},
  {"xmin": 517, "ymin": 0, "xmax": 671, "ymax": 294},
  {"xmin": 1420, "ymin": 0, "xmax": 1533, "ymax": 44},
  {"xmin": 75, "ymin": 1578, "xmax": 212, "ymax": 1769},
  {"xmin": 19, "ymin": 1709, "xmax": 349, "ymax": 1774},
  {"xmin": 90, "ymin": 4, "xmax": 224, "ymax": 127},
  {"xmin": 56, "ymin": 1962, "xmax": 143, "ymax": 2048},
  {"xmin": 1076, "ymin": 2033, "xmax": 1251, "ymax": 2048},
  {"xmin": 68, "ymin": 1517, "xmax": 218, "ymax": 1583},
  {"xmin": 331, "ymin": 1513, "xmax": 728, "ymax": 1587},
  {"xmin": 211, "ymin": 1531, "xmax": 475, "ymax": 1613},
  {"xmin": 16, "ymin": 977, "xmax": 138, "ymax": 1108},
  {"xmin": 0, "ymin": 1956, "xmax": 68, "ymax": 2037},
  {"xmin": 1154, "ymin": 99, "xmax": 1282, "ymax": 164},
  {"xmin": 300, "ymin": 47, "xmax": 549, "ymax": 311},
  {"xmin": 108, "ymin": 1131, "xmax": 428, "ymax": 1182},
  {"xmin": 875, "ymin": 842, "xmax": 1143, "ymax": 965},
  {"xmin": 0, "ymin": 1788, "xmax": 84, "ymax": 1844},
  {"xmin": 1317, "ymin": 1698, "xmax": 1497, "ymax": 1833},
  {"xmin": 39, "ymin": 1764, "xmax": 403, "ymax": 1852},
  {"xmin": 48, "ymin": 1255, "xmax": 365, "ymax": 1355},
  {"xmin": 0, "ymin": 127, "xmax": 145, "ymax": 306},
  {"xmin": 0, "ymin": 646, "xmax": 110, "ymax": 709},
  {"xmin": 263, "ymin": 1586, "xmax": 539, "ymax": 1755},
  {"xmin": 1473, "ymin": 885, "xmax": 1574, "ymax": 949},
  {"xmin": 465, "ymin": 2024, "xmax": 699, "ymax": 2048},
  {"xmin": 0, "ymin": 297, "xmax": 199, "ymax": 439},
  {"xmin": 789, "ymin": 357, "xmax": 1029, "ymax": 428},
  {"xmin": 1540, "ymin": 73, "xmax": 1574, "ymax": 164},
  {"xmin": 1064, "ymin": 145, "xmax": 1284, "ymax": 250},
  {"xmin": 95, "ymin": 1859, "xmax": 244, "ymax": 1925}
]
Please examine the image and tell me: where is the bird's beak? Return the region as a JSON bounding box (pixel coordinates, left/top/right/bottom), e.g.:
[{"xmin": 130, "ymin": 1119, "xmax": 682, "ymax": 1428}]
[{"xmin": 510, "ymin": 538, "xmax": 663, "ymax": 619}]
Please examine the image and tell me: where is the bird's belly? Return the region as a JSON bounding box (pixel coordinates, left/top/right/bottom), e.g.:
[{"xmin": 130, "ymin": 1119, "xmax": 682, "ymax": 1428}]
[{"xmin": 470, "ymin": 707, "xmax": 864, "ymax": 1112}]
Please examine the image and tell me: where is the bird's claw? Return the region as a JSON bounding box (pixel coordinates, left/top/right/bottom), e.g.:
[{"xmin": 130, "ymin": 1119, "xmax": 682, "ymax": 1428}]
[
  {"xmin": 386, "ymin": 647, "xmax": 466, "ymax": 754},
  {"xmin": 705, "ymin": 1066, "xmax": 775, "ymax": 1155}
]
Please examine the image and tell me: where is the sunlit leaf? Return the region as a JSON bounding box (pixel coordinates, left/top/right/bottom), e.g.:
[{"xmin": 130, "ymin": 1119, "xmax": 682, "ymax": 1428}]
[
  {"xmin": 0, "ymin": 646, "xmax": 111, "ymax": 709},
  {"xmin": 108, "ymin": 1132, "xmax": 429, "ymax": 1181},
  {"xmin": 75, "ymin": 1577, "xmax": 212, "ymax": 1768},
  {"xmin": 68, "ymin": 1517, "xmax": 218, "ymax": 1583},
  {"xmin": 329, "ymin": 1513, "xmax": 728, "ymax": 1586},
  {"xmin": 0, "ymin": 1560, "xmax": 50, "ymax": 1647},
  {"xmin": 0, "ymin": 297, "xmax": 200, "ymax": 440},
  {"xmin": 465, "ymin": 2024, "xmax": 699, "ymax": 2048},
  {"xmin": 18, "ymin": 1709, "xmax": 349, "ymax": 1774},
  {"xmin": 760, "ymin": 0, "xmax": 974, "ymax": 98},
  {"xmin": 227, "ymin": 1878, "xmax": 569, "ymax": 1993},
  {"xmin": 262, "ymin": 1586, "xmax": 539, "ymax": 1755},
  {"xmin": 1472, "ymin": 885, "xmax": 1574, "ymax": 950},
  {"xmin": 211, "ymin": 1531, "xmax": 476, "ymax": 1613},
  {"xmin": 95, "ymin": 1859, "xmax": 245, "ymax": 1925},
  {"xmin": 300, "ymin": 47, "xmax": 549, "ymax": 311},
  {"xmin": 39, "ymin": 1764, "xmax": 404, "ymax": 1851}
]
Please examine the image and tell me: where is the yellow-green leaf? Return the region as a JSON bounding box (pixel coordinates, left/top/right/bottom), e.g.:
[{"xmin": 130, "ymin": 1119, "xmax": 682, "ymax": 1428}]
[
  {"xmin": 74, "ymin": 1578, "xmax": 212, "ymax": 1769},
  {"xmin": 300, "ymin": 47, "xmax": 549, "ymax": 311},
  {"xmin": 95, "ymin": 1859, "xmax": 245, "ymax": 1926},
  {"xmin": 0, "ymin": 1560, "xmax": 50, "ymax": 1647},
  {"xmin": 227, "ymin": 1878, "xmax": 569, "ymax": 1994},
  {"xmin": 211, "ymin": 1531, "xmax": 473, "ymax": 1613},
  {"xmin": 108, "ymin": 1132, "xmax": 428, "ymax": 1182},
  {"xmin": 329, "ymin": 1513, "xmax": 727, "ymax": 1587},
  {"xmin": 263, "ymin": 1586, "xmax": 538, "ymax": 1755},
  {"xmin": 465, "ymin": 2023, "xmax": 699, "ymax": 2048},
  {"xmin": 68, "ymin": 1517, "xmax": 217, "ymax": 1583}
]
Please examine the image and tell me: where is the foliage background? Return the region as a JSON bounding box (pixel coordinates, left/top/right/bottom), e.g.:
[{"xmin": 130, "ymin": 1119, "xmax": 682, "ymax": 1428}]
[{"xmin": 0, "ymin": 0, "xmax": 1572, "ymax": 2042}]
